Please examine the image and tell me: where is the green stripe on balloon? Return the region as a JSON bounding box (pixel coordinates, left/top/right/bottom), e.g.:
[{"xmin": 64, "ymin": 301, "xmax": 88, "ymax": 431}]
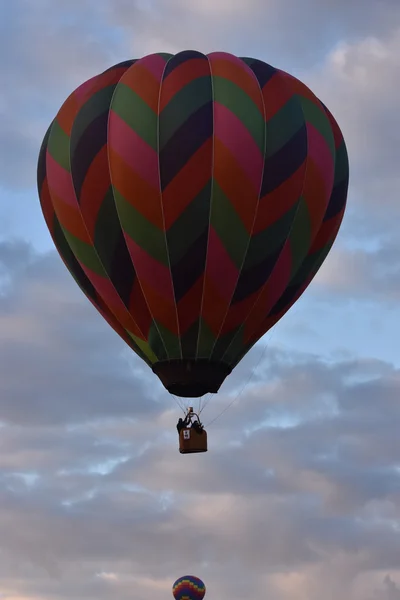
[
  {"xmin": 113, "ymin": 189, "xmax": 169, "ymax": 266},
  {"xmin": 334, "ymin": 141, "xmax": 349, "ymax": 183},
  {"xmin": 128, "ymin": 331, "xmax": 159, "ymax": 363},
  {"xmin": 110, "ymin": 84, "xmax": 158, "ymax": 150},
  {"xmin": 166, "ymin": 181, "xmax": 212, "ymax": 266},
  {"xmin": 210, "ymin": 182, "xmax": 250, "ymax": 269},
  {"xmin": 299, "ymin": 97, "xmax": 335, "ymax": 158},
  {"xmin": 70, "ymin": 86, "xmax": 115, "ymax": 154},
  {"xmin": 61, "ymin": 228, "xmax": 105, "ymax": 275},
  {"xmin": 147, "ymin": 322, "xmax": 168, "ymax": 360},
  {"xmin": 211, "ymin": 76, "xmax": 265, "ymax": 153},
  {"xmin": 265, "ymin": 97, "xmax": 305, "ymax": 157},
  {"xmin": 154, "ymin": 321, "xmax": 181, "ymax": 357},
  {"xmin": 180, "ymin": 318, "xmax": 202, "ymax": 358},
  {"xmin": 212, "ymin": 326, "xmax": 243, "ymax": 362},
  {"xmin": 47, "ymin": 120, "xmax": 71, "ymax": 172},
  {"xmin": 159, "ymin": 77, "xmax": 213, "ymax": 149},
  {"xmin": 287, "ymin": 197, "xmax": 312, "ymax": 277},
  {"xmin": 196, "ymin": 318, "xmax": 218, "ymax": 358},
  {"xmin": 243, "ymin": 202, "xmax": 299, "ymax": 269},
  {"xmin": 93, "ymin": 187, "xmax": 124, "ymax": 273}
]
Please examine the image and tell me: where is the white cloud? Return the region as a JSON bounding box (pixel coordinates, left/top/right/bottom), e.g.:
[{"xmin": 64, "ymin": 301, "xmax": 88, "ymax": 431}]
[{"xmin": 308, "ymin": 26, "xmax": 400, "ymax": 208}]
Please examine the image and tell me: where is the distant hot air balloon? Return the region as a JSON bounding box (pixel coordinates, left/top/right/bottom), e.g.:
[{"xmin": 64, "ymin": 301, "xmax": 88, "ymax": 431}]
[
  {"xmin": 172, "ymin": 575, "xmax": 206, "ymax": 600},
  {"xmin": 37, "ymin": 50, "xmax": 349, "ymax": 404}
]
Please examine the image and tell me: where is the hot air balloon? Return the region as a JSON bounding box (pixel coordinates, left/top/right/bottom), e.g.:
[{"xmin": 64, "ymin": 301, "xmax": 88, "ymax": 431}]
[
  {"xmin": 172, "ymin": 575, "xmax": 206, "ymax": 600},
  {"xmin": 37, "ymin": 50, "xmax": 349, "ymax": 443}
]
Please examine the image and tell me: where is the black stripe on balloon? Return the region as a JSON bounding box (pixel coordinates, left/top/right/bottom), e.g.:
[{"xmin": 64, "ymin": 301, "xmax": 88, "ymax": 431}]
[
  {"xmin": 53, "ymin": 218, "xmax": 98, "ymax": 301},
  {"xmin": 37, "ymin": 124, "xmax": 52, "ymax": 192},
  {"xmin": 211, "ymin": 327, "xmax": 242, "ymax": 362},
  {"xmin": 180, "ymin": 318, "xmax": 201, "ymax": 358},
  {"xmin": 243, "ymin": 58, "xmax": 277, "ymax": 88},
  {"xmin": 103, "ymin": 59, "xmax": 136, "ymax": 73},
  {"xmin": 159, "ymin": 102, "xmax": 213, "ymax": 190},
  {"xmin": 269, "ymin": 282, "xmax": 301, "ymax": 317},
  {"xmin": 261, "ymin": 123, "xmax": 308, "ymax": 196},
  {"xmin": 109, "ymin": 233, "xmax": 137, "ymax": 308},
  {"xmin": 162, "ymin": 50, "xmax": 207, "ymax": 78},
  {"xmin": 323, "ymin": 179, "xmax": 349, "ymax": 221},
  {"xmin": 94, "ymin": 186, "xmax": 136, "ymax": 308},
  {"xmin": 167, "ymin": 177, "xmax": 211, "ymax": 295},
  {"xmin": 148, "ymin": 323, "xmax": 168, "ymax": 361},
  {"xmin": 170, "ymin": 229, "xmax": 209, "ymax": 302},
  {"xmin": 269, "ymin": 245, "xmax": 328, "ymax": 317},
  {"xmin": 70, "ymin": 110, "xmax": 110, "ymax": 203},
  {"xmin": 232, "ymin": 243, "xmax": 285, "ymax": 304}
]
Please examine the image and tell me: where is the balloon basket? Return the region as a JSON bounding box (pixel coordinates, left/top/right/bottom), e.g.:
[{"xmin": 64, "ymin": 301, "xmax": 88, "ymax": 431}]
[{"xmin": 179, "ymin": 428, "xmax": 208, "ymax": 454}]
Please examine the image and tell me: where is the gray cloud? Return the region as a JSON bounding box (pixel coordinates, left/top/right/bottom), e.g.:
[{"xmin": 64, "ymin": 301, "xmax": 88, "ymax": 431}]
[
  {"xmin": 312, "ymin": 236, "xmax": 400, "ymax": 302},
  {"xmin": 0, "ymin": 0, "xmax": 125, "ymax": 189},
  {"xmin": 108, "ymin": 0, "xmax": 400, "ymax": 67},
  {"xmin": 308, "ymin": 27, "xmax": 400, "ymax": 205},
  {"xmin": 0, "ymin": 240, "xmax": 163, "ymax": 426},
  {"xmin": 293, "ymin": 25, "xmax": 400, "ymax": 303},
  {"xmin": 0, "ymin": 243, "xmax": 400, "ymax": 598}
]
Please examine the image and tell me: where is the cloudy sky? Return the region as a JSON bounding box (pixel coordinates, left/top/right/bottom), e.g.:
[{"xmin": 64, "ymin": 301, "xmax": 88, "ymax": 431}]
[{"xmin": 1, "ymin": 0, "xmax": 400, "ymax": 598}]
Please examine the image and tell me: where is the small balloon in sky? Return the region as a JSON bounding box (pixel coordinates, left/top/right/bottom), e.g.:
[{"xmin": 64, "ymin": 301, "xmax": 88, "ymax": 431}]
[{"xmin": 172, "ymin": 575, "xmax": 206, "ymax": 600}]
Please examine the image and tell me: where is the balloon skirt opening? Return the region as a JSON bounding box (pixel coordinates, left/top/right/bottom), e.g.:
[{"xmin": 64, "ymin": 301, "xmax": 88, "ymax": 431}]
[{"xmin": 152, "ymin": 359, "xmax": 232, "ymax": 398}]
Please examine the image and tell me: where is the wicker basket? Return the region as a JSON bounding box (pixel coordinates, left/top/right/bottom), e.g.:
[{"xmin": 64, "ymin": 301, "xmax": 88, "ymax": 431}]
[{"xmin": 179, "ymin": 427, "xmax": 208, "ymax": 454}]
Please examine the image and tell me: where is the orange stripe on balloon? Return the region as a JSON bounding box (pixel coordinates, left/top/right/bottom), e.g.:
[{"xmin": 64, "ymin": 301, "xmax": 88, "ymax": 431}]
[
  {"xmin": 243, "ymin": 242, "xmax": 292, "ymax": 343},
  {"xmin": 208, "ymin": 52, "xmax": 264, "ymax": 113},
  {"xmin": 117, "ymin": 62, "xmax": 161, "ymax": 113},
  {"xmin": 310, "ymin": 209, "xmax": 344, "ymax": 253},
  {"xmin": 107, "ymin": 147, "xmax": 164, "ymax": 229},
  {"xmin": 46, "ymin": 152, "xmax": 78, "ymax": 208},
  {"xmin": 221, "ymin": 291, "xmax": 259, "ymax": 335},
  {"xmin": 262, "ymin": 71, "xmax": 296, "ymax": 120},
  {"xmin": 213, "ymin": 138, "xmax": 259, "ymax": 233},
  {"xmin": 160, "ymin": 58, "xmax": 211, "ymax": 111},
  {"xmin": 207, "ymin": 227, "xmax": 239, "ymax": 301},
  {"xmin": 124, "ymin": 233, "xmax": 175, "ymax": 304},
  {"xmin": 280, "ymin": 70, "xmax": 321, "ymax": 106},
  {"xmin": 108, "ymin": 111, "xmax": 160, "ymax": 188},
  {"xmin": 51, "ymin": 195, "xmax": 91, "ymax": 243},
  {"xmin": 253, "ymin": 163, "xmax": 306, "ymax": 234},
  {"xmin": 214, "ymin": 102, "xmax": 264, "ymax": 192},
  {"xmin": 129, "ymin": 275, "xmax": 179, "ymax": 335}
]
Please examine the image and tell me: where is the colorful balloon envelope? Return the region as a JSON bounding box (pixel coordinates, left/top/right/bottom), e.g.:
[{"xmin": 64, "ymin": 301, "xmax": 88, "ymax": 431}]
[
  {"xmin": 37, "ymin": 50, "xmax": 349, "ymax": 399},
  {"xmin": 172, "ymin": 575, "xmax": 206, "ymax": 600}
]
